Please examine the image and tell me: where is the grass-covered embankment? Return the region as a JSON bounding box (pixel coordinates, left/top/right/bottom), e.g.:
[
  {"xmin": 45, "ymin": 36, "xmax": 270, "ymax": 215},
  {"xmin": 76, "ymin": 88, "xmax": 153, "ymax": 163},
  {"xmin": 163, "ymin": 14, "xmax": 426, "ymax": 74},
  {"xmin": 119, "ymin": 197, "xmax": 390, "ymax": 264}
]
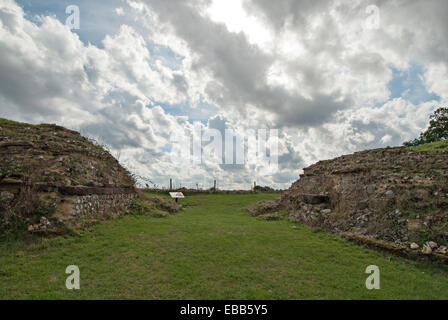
[{"xmin": 411, "ymin": 140, "xmax": 448, "ymax": 151}]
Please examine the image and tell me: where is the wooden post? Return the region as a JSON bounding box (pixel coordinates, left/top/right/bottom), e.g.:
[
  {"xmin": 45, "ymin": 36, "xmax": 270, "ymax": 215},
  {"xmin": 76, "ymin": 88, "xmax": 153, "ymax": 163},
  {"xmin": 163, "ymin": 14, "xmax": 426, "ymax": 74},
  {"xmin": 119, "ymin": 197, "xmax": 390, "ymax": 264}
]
[
  {"xmin": 170, "ymin": 178, "xmax": 173, "ymax": 191},
  {"xmin": 214, "ymin": 180, "xmax": 216, "ymax": 190},
  {"xmin": 254, "ymin": 181, "xmax": 256, "ymax": 191}
]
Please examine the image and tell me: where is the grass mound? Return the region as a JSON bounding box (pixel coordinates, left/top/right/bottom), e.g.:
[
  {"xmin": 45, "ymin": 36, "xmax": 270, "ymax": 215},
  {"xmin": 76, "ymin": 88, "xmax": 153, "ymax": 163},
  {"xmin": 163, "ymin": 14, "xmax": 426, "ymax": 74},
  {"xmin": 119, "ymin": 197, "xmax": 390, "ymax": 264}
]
[
  {"xmin": 131, "ymin": 191, "xmax": 182, "ymax": 218},
  {"xmin": 246, "ymin": 198, "xmax": 286, "ymax": 220}
]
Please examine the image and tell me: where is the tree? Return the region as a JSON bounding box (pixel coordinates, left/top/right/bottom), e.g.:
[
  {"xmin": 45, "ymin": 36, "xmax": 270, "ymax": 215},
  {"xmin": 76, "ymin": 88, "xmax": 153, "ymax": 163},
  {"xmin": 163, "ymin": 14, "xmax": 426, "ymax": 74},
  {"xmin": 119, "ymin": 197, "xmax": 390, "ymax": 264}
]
[{"xmin": 404, "ymin": 107, "xmax": 448, "ymax": 146}]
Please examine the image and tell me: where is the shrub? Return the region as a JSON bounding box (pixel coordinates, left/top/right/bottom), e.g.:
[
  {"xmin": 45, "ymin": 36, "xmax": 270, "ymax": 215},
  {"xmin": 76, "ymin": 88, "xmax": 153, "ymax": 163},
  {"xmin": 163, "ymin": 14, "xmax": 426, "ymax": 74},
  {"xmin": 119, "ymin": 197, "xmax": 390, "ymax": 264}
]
[{"xmin": 0, "ymin": 185, "xmax": 41, "ymax": 236}]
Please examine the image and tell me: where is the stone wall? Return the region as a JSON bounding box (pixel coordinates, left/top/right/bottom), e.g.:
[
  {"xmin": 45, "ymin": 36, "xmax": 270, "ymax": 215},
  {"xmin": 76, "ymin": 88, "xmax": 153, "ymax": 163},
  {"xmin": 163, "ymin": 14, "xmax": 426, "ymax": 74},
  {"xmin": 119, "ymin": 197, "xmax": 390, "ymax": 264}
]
[
  {"xmin": 281, "ymin": 147, "xmax": 448, "ymax": 248},
  {"xmin": 0, "ymin": 181, "xmax": 138, "ymax": 234},
  {"xmin": 65, "ymin": 193, "xmax": 137, "ymax": 219},
  {"xmin": 54, "ymin": 185, "xmax": 137, "ymax": 222},
  {"xmin": 0, "ymin": 119, "xmax": 138, "ymax": 235}
]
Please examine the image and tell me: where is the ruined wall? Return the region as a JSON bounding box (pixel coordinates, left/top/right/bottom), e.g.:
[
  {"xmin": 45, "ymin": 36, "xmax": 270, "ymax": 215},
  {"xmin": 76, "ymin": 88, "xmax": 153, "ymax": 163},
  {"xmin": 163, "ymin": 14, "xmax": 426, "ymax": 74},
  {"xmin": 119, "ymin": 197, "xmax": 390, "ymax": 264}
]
[
  {"xmin": 54, "ymin": 186, "xmax": 137, "ymax": 226},
  {"xmin": 0, "ymin": 121, "xmax": 134, "ymax": 187},
  {"xmin": 281, "ymin": 147, "xmax": 448, "ymax": 247},
  {"xmin": 0, "ymin": 119, "xmax": 137, "ymax": 234},
  {"xmin": 69, "ymin": 193, "xmax": 137, "ymax": 218},
  {"xmin": 0, "ymin": 180, "xmax": 138, "ymax": 233}
]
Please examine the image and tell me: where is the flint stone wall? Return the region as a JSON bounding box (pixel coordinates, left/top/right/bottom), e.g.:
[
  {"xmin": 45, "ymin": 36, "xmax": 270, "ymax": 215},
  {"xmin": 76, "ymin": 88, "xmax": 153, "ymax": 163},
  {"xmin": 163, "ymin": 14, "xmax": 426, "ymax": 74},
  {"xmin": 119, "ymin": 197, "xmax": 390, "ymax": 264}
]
[
  {"xmin": 68, "ymin": 192, "xmax": 137, "ymax": 218},
  {"xmin": 0, "ymin": 181, "xmax": 137, "ymax": 224},
  {"xmin": 281, "ymin": 147, "xmax": 448, "ymax": 245}
]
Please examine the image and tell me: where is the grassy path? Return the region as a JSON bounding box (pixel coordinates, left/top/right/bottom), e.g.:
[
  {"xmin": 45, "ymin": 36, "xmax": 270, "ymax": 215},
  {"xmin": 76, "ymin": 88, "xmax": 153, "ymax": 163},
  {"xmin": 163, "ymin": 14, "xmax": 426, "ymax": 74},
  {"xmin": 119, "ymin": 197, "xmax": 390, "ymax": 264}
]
[{"xmin": 1, "ymin": 192, "xmax": 448, "ymax": 299}]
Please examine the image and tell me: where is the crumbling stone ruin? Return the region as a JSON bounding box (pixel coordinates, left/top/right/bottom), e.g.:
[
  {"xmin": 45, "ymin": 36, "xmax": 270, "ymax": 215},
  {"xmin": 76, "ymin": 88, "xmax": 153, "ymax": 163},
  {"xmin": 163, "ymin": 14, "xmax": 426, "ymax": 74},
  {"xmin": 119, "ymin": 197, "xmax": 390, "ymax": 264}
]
[
  {"xmin": 249, "ymin": 146, "xmax": 448, "ymax": 261},
  {"xmin": 0, "ymin": 119, "xmax": 137, "ymax": 235}
]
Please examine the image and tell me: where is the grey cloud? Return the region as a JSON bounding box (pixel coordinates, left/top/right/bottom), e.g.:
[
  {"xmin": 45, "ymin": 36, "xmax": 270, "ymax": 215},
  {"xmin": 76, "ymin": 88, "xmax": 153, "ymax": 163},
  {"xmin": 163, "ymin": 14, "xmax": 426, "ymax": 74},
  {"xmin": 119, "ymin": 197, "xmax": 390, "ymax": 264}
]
[
  {"xmin": 278, "ymin": 142, "xmax": 304, "ymax": 171},
  {"xmin": 142, "ymin": 0, "xmax": 350, "ymax": 128},
  {"xmin": 243, "ymin": 0, "xmax": 331, "ymax": 31}
]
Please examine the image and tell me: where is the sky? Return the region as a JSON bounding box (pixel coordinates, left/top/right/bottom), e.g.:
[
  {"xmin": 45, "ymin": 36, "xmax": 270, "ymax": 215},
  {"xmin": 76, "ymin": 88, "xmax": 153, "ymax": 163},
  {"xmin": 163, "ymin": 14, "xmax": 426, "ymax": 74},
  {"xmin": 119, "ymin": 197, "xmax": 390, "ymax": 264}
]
[{"xmin": 0, "ymin": 0, "xmax": 447, "ymax": 190}]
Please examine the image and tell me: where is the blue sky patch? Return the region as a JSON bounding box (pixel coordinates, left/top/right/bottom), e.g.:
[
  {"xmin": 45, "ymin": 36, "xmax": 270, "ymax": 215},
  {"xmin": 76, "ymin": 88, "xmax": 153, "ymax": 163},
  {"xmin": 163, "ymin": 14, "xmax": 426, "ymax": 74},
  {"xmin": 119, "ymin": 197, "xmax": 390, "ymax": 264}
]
[
  {"xmin": 16, "ymin": 0, "xmax": 128, "ymax": 47},
  {"xmin": 388, "ymin": 64, "xmax": 440, "ymax": 105},
  {"xmin": 155, "ymin": 100, "xmax": 219, "ymax": 124}
]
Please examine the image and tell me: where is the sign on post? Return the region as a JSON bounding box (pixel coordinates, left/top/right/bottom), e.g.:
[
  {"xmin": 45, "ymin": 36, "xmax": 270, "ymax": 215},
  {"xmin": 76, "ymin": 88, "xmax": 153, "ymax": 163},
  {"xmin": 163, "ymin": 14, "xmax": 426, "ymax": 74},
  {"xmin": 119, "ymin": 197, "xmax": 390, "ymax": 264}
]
[{"xmin": 169, "ymin": 192, "xmax": 185, "ymax": 202}]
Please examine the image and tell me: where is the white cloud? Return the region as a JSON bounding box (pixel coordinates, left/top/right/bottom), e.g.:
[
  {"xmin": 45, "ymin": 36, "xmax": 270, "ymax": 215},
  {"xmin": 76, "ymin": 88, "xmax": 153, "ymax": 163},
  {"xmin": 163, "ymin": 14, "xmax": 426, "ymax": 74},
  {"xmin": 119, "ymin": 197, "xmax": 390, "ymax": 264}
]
[
  {"xmin": 204, "ymin": 0, "xmax": 274, "ymax": 48},
  {"xmin": 425, "ymin": 62, "xmax": 448, "ymax": 100}
]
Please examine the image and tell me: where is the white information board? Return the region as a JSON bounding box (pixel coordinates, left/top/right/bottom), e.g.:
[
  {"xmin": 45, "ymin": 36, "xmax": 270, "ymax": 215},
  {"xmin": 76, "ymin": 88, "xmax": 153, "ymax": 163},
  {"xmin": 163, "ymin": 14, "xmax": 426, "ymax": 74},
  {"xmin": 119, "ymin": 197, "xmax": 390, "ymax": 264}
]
[{"xmin": 169, "ymin": 192, "xmax": 185, "ymax": 198}]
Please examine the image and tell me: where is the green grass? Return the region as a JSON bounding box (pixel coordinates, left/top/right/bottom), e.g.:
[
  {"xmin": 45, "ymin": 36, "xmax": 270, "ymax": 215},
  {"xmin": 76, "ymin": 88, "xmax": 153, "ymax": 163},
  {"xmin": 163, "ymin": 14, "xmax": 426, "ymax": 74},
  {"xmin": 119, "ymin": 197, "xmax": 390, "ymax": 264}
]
[
  {"xmin": 1, "ymin": 192, "xmax": 448, "ymax": 299},
  {"xmin": 412, "ymin": 139, "xmax": 448, "ymax": 151},
  {"xmin": 0, "ymin": 118, "xmax": 36, "ymax": 127}
]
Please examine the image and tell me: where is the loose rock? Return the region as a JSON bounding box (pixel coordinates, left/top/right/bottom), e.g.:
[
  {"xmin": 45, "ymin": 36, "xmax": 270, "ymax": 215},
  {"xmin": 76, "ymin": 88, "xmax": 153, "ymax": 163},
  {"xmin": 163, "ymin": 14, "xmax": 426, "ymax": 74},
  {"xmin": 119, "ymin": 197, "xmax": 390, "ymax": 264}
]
[
  {"xmin": 422, "ymin": 244, "xmax": 432, "ymax": 255},
  {"xmin": 410, "ymin": 243, "xmax": 419, "ymax": 250},
  {"xmin": 385, "ymin": 190, "xmax": 395, "ymax": 198},
  {"xmin": 427, "ymin": 241, "xmax": 438, "ymax": 249},
  {"xmin": 436, "ymin": 246, "xmax": 447, "ymax": 254}
]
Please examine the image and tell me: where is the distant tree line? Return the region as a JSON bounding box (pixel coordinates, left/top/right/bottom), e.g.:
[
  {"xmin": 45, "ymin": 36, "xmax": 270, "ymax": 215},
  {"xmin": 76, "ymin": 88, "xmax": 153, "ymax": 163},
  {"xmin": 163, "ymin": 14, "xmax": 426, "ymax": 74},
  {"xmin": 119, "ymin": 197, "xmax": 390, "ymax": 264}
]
[{"xmin": 254, "ymin": 185, "xmax": 277, "ymax": 192}]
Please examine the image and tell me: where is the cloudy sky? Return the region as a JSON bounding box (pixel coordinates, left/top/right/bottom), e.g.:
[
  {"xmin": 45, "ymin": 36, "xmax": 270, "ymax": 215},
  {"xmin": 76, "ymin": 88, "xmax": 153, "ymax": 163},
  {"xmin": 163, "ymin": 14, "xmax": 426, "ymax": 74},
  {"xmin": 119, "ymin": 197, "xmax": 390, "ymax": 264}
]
[{"xmin": 0, "ymin": 0, "xmax": 446, "ymax": 189}]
